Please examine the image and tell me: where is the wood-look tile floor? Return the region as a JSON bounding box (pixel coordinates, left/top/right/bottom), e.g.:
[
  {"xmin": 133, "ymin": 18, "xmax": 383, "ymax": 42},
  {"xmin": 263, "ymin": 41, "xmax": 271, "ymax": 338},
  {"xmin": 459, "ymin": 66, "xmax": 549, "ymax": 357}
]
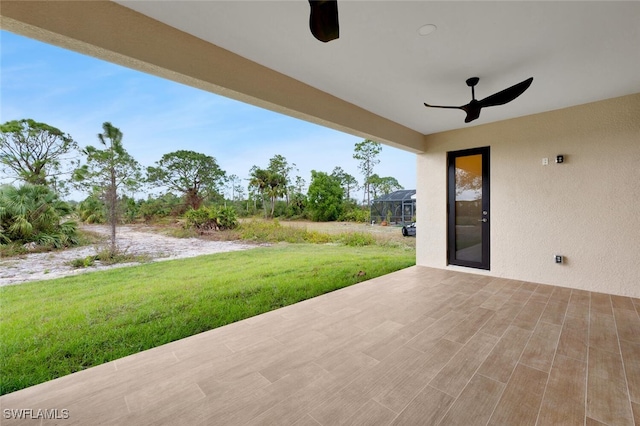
[{"xmin": 2, "ymin": 266, "xmax": 639, "ymax": 425}]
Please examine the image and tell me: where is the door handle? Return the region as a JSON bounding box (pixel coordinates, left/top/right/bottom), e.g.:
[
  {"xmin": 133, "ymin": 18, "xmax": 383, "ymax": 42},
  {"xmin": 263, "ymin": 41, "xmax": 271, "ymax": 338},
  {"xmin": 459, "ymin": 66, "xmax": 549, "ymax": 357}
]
[{"xmin": 478, "ymin": 218, "xmax": 488, "ymax": 222}]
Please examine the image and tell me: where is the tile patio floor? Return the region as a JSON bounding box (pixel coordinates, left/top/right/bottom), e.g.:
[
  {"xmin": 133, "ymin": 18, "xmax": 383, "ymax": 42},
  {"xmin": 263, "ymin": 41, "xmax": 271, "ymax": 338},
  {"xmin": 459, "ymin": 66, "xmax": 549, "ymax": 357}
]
[{"xmin": 1, "ymin": 266, "xmax": 639, "ymax": 425}]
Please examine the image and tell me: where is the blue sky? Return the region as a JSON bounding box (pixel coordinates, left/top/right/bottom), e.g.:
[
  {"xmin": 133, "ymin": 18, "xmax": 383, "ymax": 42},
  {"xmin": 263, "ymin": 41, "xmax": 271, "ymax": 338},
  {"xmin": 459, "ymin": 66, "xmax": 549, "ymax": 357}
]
[{"xmin": 0, "ymin": 30, "xmax": 416, "ymax": 201}]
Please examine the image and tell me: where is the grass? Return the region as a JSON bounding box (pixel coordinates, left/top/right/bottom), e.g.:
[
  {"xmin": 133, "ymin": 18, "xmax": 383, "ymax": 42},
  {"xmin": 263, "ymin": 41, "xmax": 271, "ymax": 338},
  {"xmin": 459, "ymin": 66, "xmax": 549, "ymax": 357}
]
[
  {"xmin": 0, "ymin": 244, "xmax": 415, "ymax": 395},
  {"xmin": 156, "ymin": 219, "xmax": 408, "ymax": 248},
  {"xmin": 237, "ymin": 219, "xmax": 395, "ymax": 247}
]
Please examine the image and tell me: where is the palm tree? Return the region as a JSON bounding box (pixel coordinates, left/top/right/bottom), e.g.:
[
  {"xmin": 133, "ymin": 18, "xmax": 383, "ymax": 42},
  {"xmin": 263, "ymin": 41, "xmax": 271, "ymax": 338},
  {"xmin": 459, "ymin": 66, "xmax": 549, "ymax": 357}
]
[
  {"xmin": 0, "ymin": 184, "xmax": 78, "ymax": 247},
  {"xmin": 249, "ymin": 167, "xmax": 286, "ymax": 218},
  {"xmin": 249, "ymin": 167, "xmax": 269, "ymax": 218}
]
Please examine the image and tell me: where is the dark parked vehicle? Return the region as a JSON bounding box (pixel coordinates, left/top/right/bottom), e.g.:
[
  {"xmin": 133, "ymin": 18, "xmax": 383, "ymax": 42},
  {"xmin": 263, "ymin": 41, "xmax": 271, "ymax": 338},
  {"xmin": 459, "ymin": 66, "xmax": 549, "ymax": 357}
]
[{"xmin": 401, "ymin": 222, "xmax": 416, "ymax": 237}]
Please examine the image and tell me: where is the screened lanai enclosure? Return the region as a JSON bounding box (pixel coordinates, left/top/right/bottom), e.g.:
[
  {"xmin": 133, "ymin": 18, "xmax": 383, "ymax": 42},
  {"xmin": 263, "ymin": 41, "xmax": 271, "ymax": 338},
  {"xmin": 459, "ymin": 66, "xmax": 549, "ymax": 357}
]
[{"xmin": 371, "ymin": 190, "xmax": 416, "ymax": 225}]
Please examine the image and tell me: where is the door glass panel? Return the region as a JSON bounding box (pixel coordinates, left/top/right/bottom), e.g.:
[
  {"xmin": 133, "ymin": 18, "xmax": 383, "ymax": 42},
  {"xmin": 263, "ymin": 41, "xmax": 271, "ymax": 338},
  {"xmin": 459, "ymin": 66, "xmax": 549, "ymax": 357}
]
[{"xmin": 454, "ymin": 154, "xmax": 483, "ymax": 262}]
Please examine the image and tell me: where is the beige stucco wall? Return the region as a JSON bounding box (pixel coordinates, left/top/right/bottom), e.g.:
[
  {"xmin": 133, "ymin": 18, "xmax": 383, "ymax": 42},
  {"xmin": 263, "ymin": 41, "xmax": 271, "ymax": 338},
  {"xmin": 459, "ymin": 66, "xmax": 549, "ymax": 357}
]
[{"xmin": 417, "ymin": 93, "xmax": 640, "ymax": 297}]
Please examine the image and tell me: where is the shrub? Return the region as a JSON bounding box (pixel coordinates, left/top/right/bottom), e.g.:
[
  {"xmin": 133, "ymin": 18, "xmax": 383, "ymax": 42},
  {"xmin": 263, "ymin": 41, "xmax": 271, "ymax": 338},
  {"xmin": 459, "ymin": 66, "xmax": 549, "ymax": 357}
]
[
  {"xmin": 183, "ymin": 206, "xmax": 238, "ymax": 231},
  {"xmin": 77, "ymin": 194, "xmax": 106, "ymax": 224},
  {"xmin": 138, "ymin": 193, "xmax": 186, "ymax": 222},
  {"xmin": 0, "ymin": 184, "xmax": 78, "ymax": 248},
  {"xmin": 184, "ymin": 207, "xmax": 212, "ymax": 230},
  {"xmin": 216, "ymin": 206, "xmax": 239, "ymax": 230},
  {"xmin": 121, "ymin": 196, "xmax": 139, "ymax": 224},
  {"xmin": 69, "ymin": 256, "xmax": 96, "ymax": 268},
  {"xmin": 68, "ymin": 247, "xmax": 149, "ymax": 268},
  {"xmin": 339, "ymin": 208, "xmax": 370, "ymax": 223},
  {"xmin": 305, "ymin": 230, "xmax": 333, "ymax": 244}
]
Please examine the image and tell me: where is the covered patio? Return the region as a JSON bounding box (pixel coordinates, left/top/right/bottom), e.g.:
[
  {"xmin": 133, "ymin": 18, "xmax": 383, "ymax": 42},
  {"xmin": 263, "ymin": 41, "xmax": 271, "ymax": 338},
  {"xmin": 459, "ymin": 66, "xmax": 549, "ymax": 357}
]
[
  {"xmin": 1, "ymin": 2, "xmax": 639, "ymax": 425},
  {"xmin": 2, "ymin": 267, "xmax": 638, "ymax": 425}
]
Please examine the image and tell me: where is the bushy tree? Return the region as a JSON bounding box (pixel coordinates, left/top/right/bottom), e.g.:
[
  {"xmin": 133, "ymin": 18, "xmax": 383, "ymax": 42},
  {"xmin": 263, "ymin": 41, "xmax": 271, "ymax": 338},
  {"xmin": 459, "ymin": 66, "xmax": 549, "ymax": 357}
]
[
  {"xmin": 0, "ymin": 184, "xmax": 78, "ymax": 247},
  {"xmin": 367, "ymin": 174, "xmax": 403, "ymax": 199},
  {"xmin": 307, "ymin": 170, "xmax": 343, "ymax": 222},
  {"xmin": 331, "ymin": 166, "xmax": 358, "ymax": 201},
  {"xmin": 146, "ymin": 150, "xmax": 226, "ymax": 210},
  {"xmin": 0, "ymin": 119, "xmax": 79, "ymax": 193}
]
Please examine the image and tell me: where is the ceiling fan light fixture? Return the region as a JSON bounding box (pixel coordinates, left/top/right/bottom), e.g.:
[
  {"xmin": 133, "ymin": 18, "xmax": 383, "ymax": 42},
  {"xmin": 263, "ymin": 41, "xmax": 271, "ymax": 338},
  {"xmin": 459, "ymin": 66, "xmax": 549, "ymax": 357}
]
[{"xmin": 418, "ymin": 24, "xmax": 437, "ymax": 36}]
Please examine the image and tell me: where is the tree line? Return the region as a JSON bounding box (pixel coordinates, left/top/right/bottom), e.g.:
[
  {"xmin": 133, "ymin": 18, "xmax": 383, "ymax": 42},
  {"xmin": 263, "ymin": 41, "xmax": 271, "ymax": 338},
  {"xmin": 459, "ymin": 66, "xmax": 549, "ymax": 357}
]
[{"xmin": 1, "ymin": 118, "xmax": 404, "ymax": 251}]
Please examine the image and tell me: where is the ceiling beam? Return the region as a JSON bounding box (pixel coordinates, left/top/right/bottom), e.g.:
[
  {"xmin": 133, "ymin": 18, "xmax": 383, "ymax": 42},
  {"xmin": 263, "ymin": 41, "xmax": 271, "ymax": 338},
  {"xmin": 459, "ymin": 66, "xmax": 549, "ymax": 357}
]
[{"xmin": 0, "ymin": 0, "xmax": 425, "ymax": 153}]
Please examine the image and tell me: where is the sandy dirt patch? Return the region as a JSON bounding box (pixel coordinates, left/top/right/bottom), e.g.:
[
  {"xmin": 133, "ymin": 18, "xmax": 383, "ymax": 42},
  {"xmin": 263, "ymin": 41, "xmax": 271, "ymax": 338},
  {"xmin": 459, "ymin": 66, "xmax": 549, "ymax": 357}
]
[{"xmin": 0, "ymin": 225, "xmax": 257, "ymax": 286}]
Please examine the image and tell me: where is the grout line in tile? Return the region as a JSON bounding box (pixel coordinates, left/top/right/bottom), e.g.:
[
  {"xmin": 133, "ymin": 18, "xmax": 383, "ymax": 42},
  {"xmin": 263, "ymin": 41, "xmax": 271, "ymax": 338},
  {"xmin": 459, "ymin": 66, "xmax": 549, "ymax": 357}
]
[
  {"xmin": 532, "ymin": 286, "xmax": 580, "ymax": 426},
  {"xmin": 256, "ymin": 370, "xmax": 272, "ymax": 385},
  {"xmin": 472, "ymin": 372, "xmax": 508, "ymax": 425},
  {"xmin": 612, "ymin": 297, "xmax": 637, "ymax": 424},
  {"xmin": 428, "ymin": 384, "xmax": 459, "ymax": 423},
  {"xmin": 123, "ymin": 394, "xmax": 133, "ymax": 414},
  {"xmin": 487, "ymin": 325, "xmax": 538, "ymax": 423},
  {"xmin": 195, "ymin": 383, "xmax": 206, "ymax": 400},
  {"xmin": 309, "ymin": 361, "xmax": 331, "ymax": 375},
  {"xmin": 583, "ymin": 290, "xmax": 592, "ymax": 426},
  {"xmin": 307, "ymin": 412, "xmax": 323, "ymax": 426},
  {"xmin": 431, "ymin": 330, "xmax": 501, "ymax": 408}
]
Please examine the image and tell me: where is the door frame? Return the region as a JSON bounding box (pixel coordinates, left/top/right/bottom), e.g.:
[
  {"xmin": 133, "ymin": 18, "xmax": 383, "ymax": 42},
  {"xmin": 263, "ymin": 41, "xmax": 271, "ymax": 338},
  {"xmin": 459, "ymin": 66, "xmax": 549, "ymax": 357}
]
[{"xmin": 447, "ymin": 146, "xmax": 490, "ymax": 270}]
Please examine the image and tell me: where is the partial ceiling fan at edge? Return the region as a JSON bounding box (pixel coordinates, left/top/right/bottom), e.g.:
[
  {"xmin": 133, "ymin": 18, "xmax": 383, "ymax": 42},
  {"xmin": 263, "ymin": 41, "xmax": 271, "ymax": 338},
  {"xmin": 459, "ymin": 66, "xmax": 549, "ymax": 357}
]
[{"xmin": 309, "ymin": 0, "xmax": 339, "ymax": 43}]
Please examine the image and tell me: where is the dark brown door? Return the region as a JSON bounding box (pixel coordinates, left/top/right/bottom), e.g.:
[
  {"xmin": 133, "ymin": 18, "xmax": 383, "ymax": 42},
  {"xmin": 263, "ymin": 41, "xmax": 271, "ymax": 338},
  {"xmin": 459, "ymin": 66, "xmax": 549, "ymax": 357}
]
[{"xmin": 447, "ymin": 147, "xmax": 490, "ymax": 270}]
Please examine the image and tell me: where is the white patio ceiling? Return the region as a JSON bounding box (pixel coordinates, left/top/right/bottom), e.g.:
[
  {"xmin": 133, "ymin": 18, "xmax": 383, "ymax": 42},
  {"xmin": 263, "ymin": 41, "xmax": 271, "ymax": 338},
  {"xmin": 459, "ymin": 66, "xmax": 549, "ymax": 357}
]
[{"xmin": 116, "ymin": 1, "xmax": 640, "ymax": 136}]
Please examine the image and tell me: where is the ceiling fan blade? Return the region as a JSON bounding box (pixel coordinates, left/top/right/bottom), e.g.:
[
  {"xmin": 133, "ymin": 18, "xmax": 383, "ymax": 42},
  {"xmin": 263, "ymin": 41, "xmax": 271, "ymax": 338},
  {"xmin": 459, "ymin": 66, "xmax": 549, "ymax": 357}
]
[
  {"xmin": 478, "ymin": 77, "xmax": 533, "ymax": 108},
  {"xmin": 423, "ymin": 103, "xmax": 462, "ymax": 110},
  {"xmin": 424, "ymin": 102, "xmax": 476, "ymax": 122},
  {"xmin": 309, "ymin": 0, "xmax": 339, "ymax": 43}
]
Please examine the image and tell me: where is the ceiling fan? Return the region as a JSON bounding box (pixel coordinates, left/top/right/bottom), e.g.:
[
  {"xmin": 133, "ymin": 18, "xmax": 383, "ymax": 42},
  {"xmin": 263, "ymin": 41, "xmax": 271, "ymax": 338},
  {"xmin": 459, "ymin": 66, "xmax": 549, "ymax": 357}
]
[
  {"xmin": 424, "ymin": 77, "xmax": 534, "ymax": 123},
  {"xmin": 309, "ymin": 0, "xmax": 339, "ymax": 43}
]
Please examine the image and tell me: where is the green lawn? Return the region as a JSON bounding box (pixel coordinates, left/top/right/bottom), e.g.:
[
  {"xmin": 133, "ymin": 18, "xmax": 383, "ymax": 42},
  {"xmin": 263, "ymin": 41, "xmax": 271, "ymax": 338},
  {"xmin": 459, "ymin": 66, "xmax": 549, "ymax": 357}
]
[{"xmin": 0, "ymin": 244, "xmax": 415, "ymax": 395}]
